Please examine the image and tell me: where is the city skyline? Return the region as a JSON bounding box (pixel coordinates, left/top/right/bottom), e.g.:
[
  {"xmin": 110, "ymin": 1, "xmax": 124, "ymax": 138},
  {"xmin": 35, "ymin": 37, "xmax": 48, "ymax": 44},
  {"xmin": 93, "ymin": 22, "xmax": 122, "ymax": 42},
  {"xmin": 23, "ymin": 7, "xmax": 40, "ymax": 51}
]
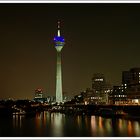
[{"xmin": 0, "ymin": 4, "xmax": 140, "ymax": 99}]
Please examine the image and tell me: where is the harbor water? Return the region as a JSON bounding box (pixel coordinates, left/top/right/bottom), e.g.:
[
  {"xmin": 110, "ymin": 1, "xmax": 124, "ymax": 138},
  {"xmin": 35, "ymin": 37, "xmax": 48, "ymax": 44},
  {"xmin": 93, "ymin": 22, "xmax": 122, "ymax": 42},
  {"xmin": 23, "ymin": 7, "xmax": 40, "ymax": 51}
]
[{"xmin": 0, "ymin": 111, "xmax": 140, "ymax": 137}]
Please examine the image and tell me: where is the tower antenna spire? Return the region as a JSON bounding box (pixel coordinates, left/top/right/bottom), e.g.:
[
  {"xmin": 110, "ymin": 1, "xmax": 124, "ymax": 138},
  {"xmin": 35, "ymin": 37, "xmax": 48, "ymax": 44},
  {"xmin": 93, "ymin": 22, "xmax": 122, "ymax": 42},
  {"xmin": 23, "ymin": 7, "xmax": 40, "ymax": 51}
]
[{"xmin": 57, "ymin": 21, "xmax": 60, "ymax": 37}]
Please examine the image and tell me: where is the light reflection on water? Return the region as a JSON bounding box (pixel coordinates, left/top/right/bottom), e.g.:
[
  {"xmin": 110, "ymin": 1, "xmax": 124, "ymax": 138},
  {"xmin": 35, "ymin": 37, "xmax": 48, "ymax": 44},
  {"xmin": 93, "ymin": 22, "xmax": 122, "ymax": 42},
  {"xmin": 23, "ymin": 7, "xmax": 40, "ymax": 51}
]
[
  {"xmin": 91, "ymin": 116, "xmax": 97, "ymax": 136},
  {"xmin": 133, "ymin": 121, "xmax": 140, "ymax": 136},
  {"xmin": 13, "ymin": 115, "xmax": 23, "ymax": 129},
  {"xmin": 90, "ymin": 116, "xmax": 112, "ymax": 136},
  {"xmin": 128, "ymin": 121, "xmax": 133, "ymax": 136},
  {"xmin": 50, "ymin": 113, "xmax": 64, "ymax": 136},
  {"xmin": 35, "ymin": 112, "xmax": 42, "ymax": 136},
  {"xmin": 4, "ymin": 112, "xmax": 140, "ymax": 136}
]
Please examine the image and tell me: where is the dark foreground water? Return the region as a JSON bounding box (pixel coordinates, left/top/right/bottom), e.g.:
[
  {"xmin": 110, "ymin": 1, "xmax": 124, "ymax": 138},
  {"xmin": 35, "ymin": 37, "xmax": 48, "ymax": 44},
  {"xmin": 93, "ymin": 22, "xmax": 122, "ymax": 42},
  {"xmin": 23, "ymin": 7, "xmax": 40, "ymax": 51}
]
[{"xmin": 0, "ymin": 111, "xmax": 140, "ymax": 137}]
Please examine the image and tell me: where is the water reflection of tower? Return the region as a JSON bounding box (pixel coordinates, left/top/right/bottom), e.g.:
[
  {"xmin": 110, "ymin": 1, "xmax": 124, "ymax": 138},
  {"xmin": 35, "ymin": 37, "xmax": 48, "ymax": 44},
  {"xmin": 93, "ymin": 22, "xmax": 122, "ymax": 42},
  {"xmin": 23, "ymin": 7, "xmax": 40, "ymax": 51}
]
[{"xmin": 54, "ymin": 21, "xmax": 65, "ymax": 103}]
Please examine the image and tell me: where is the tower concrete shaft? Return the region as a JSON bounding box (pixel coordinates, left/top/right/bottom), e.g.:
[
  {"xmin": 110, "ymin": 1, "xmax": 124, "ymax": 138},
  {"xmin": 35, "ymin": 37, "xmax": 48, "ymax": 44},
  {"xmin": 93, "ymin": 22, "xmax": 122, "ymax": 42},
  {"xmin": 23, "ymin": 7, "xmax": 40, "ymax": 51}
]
[
  {"xmin": 56, "ymin": 51, "xmax": 63, "ymax": 103},
  {"xmin": 54, "ymin": 21, "xmax": 65, "ymax": 103}
]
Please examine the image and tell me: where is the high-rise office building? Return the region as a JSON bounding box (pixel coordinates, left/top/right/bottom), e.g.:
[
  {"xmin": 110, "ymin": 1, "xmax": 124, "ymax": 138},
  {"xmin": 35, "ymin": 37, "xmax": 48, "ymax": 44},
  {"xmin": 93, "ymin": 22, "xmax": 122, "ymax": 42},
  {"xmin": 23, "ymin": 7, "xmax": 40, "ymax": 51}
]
[
  {"xmin": 122, "ymin": 68, "xmax": 140, "ymax": 86},
  {"xmin": 34, "ymin": 88, "xmax": 43, "ymax": 99},
  {"xmin": 122, "ymin": 68, "xmax": 140, "ymax": 104},
  {"xmin": 91, "ymin": 73, "xmax": 112, "ymax": 104},
  {"xmin": 110, "ymin": 68, "xmax": 140, "ymax": 105},
  {"xmin": 92, "ymin": 73, "xmax": 106, "ymax": 92}
]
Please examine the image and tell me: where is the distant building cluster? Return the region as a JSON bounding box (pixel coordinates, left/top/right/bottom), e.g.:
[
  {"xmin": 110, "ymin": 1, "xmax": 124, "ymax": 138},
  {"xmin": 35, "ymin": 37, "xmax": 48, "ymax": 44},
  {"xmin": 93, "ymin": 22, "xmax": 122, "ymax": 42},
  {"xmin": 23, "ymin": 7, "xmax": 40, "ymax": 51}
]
[
  {"xmin": 73, "ymin": 73, "xmax": 112, "ymax": 105},
  {"xmin": 72, "ymin": 67, "xmax": 140, "ymax": 105},
  {"xmin": 33, "ymin": 88, "xmax": 69, "ymax": 104}
]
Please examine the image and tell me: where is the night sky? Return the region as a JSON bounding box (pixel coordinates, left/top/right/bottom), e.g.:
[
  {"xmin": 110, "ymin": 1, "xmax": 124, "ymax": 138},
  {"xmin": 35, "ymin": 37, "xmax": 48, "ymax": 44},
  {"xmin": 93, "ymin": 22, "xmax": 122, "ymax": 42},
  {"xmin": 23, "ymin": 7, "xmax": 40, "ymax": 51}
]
[{"xmin": 0, "ymin": 3, "xmax": 140, "ymax": 99}]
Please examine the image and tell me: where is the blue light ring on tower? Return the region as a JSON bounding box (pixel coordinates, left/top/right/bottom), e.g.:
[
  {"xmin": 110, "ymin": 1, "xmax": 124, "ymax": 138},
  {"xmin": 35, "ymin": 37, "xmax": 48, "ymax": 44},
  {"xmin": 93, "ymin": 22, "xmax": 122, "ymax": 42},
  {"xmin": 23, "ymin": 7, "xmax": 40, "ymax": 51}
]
[{"xmin": 54, "ymin": 36, "xmax": 65, "ymax": 43}]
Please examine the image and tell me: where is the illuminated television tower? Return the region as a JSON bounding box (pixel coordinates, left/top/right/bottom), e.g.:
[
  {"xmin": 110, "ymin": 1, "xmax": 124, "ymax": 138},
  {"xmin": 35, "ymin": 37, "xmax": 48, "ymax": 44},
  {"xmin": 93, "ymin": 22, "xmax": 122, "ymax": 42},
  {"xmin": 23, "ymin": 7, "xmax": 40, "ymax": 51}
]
[{"xmin": 54, "ymin": 21, "xmax": 65, "ymax": 103}]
